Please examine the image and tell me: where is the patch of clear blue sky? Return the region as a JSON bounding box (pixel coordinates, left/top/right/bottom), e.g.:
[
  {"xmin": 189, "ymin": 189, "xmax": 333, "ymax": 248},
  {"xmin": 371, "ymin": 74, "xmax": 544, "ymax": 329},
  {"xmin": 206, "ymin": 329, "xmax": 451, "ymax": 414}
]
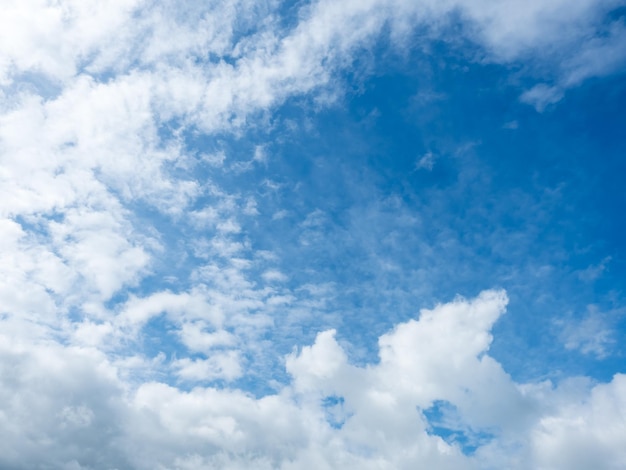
[
  {"xmin": 136, "ymin": 10, "xmax": 626, "ymax": 393},
  {"xmin": 244, "ymin": 40, "xmax": 624, "ymax": 381},
  {"xmin": 424, "ymin": 400, "xmax": 495, "ymax": 455}
]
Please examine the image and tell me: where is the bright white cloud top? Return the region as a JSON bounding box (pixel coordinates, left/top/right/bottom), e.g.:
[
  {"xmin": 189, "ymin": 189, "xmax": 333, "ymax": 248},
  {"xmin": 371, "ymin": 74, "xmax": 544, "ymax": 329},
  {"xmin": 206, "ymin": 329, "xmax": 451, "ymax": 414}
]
[{"xmin": 1, "ymin": 1, "xmax": 626, "ymax": 469}]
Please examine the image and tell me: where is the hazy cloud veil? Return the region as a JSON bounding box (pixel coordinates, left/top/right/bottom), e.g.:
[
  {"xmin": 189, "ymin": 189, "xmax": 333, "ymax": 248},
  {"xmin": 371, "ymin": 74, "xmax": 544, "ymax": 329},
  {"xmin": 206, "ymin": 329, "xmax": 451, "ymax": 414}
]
[{"xmin": 1, "ymin": 0, "xmax": 625, "ymax": 469}]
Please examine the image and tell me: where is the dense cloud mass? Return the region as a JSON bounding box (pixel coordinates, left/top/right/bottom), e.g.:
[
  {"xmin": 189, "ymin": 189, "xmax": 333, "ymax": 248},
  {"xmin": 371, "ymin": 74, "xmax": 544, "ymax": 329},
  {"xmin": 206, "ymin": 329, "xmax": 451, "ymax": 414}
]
[
  {"xmin": 1, "ymin": 0, "xmax": 625, "ymax": 469},
  {"xmin": 1, "ymin": 292, "xmax": 625, "ymax": 469}
]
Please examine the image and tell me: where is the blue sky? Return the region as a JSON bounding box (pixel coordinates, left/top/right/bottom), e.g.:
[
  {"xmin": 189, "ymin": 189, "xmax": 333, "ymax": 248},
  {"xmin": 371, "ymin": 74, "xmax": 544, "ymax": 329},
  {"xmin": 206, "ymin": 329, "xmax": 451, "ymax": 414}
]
[{"xmin": 1, "ymin": 1, "xmax": 626, "ymax": 468}]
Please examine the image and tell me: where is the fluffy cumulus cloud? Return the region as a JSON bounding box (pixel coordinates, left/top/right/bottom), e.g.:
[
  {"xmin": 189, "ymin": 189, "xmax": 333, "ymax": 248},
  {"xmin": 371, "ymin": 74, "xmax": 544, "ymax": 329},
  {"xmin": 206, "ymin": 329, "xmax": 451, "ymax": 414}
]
[
  {"xmin": 1, "ymin": 0, "xmax": 625, "ymax": 469},
  {"xmin": 1, "ymin": 292, "xmax": 625, "ymax": 469}
]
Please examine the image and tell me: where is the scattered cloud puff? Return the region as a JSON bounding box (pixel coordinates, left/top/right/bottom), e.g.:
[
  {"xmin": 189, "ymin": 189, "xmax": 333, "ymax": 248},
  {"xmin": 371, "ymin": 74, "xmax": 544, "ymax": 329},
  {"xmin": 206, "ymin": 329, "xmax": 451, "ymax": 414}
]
[
  {"xmin": 520, "ymin": 84, "xmax": 564, "ymax": 112},
  {"xmin": 577, "ymin": 256, "xmax": 612, "ymax": 282},
  {"xmin": 416, "ymin": 151, "xmax": 437, "ymax": 170},
  {"xmin": 557, "ymin": 306, "xmax": 617, "ymax": 359},
  {"xmin": 174, "ymin": 352, "xmax": 242, "ymax": 382},
  {"xmin": 1, "ymin": 0, "xmax": 625, "ymax": 468}
]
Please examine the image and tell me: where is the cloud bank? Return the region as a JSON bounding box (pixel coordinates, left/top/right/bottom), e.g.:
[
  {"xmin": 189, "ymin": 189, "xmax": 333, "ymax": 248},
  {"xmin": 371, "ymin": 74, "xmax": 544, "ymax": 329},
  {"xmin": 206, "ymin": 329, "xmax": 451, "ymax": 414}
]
[{"xmin": 2, "ymin": 291, "xmax": 625, "ymax": 469}]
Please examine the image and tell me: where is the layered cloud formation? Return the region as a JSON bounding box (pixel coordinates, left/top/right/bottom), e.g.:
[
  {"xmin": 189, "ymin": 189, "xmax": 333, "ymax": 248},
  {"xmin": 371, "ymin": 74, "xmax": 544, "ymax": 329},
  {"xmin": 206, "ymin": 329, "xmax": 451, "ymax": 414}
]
[{"xmin": 1, "ymin": 1, "xmax": 625, "ymax": 469}]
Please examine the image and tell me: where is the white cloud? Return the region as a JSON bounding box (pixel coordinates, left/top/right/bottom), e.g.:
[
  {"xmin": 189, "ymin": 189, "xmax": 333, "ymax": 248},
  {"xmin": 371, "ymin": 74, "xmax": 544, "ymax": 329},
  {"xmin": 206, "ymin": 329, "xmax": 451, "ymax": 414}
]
[
  {"xmin": 120, "ymin": 289, "xmax": 224, "ymax": 329},
  {"xmin": 262, "ymin": 269, "xmax": 288, "ymax": 283},
  {"xmin": 49, "ymin": 207, "xmax": 151, "ymax": 301},
  {"xmin": 577, "ymin": 256, "xmax": 612, "ymax": 282},
  {"xmin": 58, "ymin": 404, "xmax": 95, "ymax": 429},
  {"xmin": 179, "ymin": 322, "xmax": 237, "ymax": 352},
  {"xmin": 1, "ymin": 290, "xmax": 624, "ymax": 469},
  {"xmin": 531, "ymin": 374, "xmax": 626, "ymax": 469},
  {"xmin": 0, "ymin": 0, "xmax": 142, "ymax": 85},
  {"xmin": 456, "ymin": 0, "xmax": 613, "ymax": 60},
  {"xmin": 557, "ymin": 306, "xmax": 616, "ymax": 358},
  {"xmin": 561, "ymin": 20, "xmax": 626, "ymax": 87},
  {"xmin": 520, "ymin": 84, "xmax": 564, "ymax": 112},
  {"xmin": 416, "ymin": 151, "xmax": 437, "ymax": 170},
  {"xmin": 173, "ymin": 351, "xmax": 242, "ymax": 382},
  {"xmin": 0, "ymin": 338, "xmax": 128, "ymax": 469}
]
